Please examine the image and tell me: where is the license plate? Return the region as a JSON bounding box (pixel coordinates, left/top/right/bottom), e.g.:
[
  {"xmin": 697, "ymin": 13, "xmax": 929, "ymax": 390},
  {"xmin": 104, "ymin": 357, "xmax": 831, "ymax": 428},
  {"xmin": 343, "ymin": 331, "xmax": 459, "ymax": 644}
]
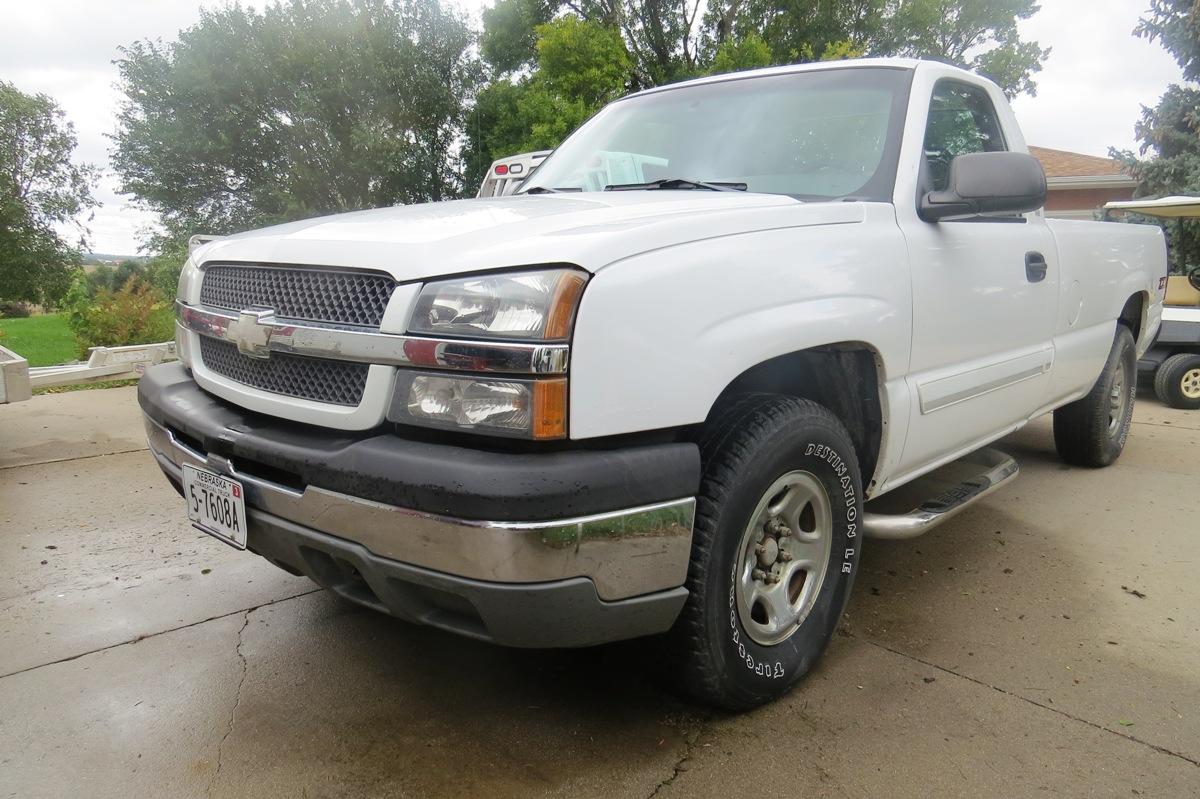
[{"xmin": 183, "ymin": 465, "xmax": 248, "ymax": 549}]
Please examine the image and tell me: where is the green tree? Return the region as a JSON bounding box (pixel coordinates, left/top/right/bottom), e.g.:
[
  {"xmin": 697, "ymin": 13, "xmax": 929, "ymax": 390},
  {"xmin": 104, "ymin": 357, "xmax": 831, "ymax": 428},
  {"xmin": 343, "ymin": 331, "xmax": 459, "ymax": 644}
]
[
  {"xmin": 478, "ymin": 0, "xmax": 1048, "ymax": 101},
  {"xmin": 536, "ymin": 16, "xmax": 632, "ymax": 105},
  {"xmin": 482, "ymin": 0, "xmax": 555, "ymax": 73},
  {"xmin": 720, "ymin": 0, "xmax": 1047, "ymax": 97},
  {"xmin": 718, "ymin": 0, "xmax": 877, "ymax": 67},
  {"xmin": 1111, "ymin": 0, "xmax": 1200, "ymax": 274},
  {"xmin": 0, "ymin": 82, "xmax": 97, "ymax": 305},
  {"xmin": 711, "ymin": 31, "xmax": 773, "ymax": 74},
  {"xmin": 464, "ymin": 17, "xmax": 630, "ymax": 189},
  {"xmin": 112, "ymin": 0, "xmax": 477, "ymax": 251},
  {"xmin": 875, "ymin": 0, "xmax": 1049, "ymax": 97},
  {"xmin": 1136, "ymin": 0, "xmax": 1200, "ymax": 82}
]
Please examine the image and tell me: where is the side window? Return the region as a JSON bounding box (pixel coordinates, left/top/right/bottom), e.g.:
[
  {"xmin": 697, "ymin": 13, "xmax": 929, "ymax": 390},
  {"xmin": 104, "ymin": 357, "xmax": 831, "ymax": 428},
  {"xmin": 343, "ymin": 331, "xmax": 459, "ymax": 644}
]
[{"xmin": 923, "ymin": 81, "xmax": 1007, "ymax": 191}]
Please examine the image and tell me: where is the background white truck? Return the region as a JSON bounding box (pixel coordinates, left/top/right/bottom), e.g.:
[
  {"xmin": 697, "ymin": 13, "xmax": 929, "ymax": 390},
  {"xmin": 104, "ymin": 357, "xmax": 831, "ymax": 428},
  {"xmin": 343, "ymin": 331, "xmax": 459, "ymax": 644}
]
[
  {"xmin": 141, "ymin": 58, "xmax": 1166, "ymax": 709},
  {"xmin": 477, "ymin": 150, "xmax": 551, "ymax": 197}
]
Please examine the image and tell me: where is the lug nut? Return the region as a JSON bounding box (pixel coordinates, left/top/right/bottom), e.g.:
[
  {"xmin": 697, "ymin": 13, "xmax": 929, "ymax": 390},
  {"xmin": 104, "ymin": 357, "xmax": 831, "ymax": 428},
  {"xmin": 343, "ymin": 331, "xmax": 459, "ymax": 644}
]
[
  {"xmin": 778, "ymin": 551, "xmax": 793, "ymax": 562},
  {"xmin": 752, "ymin": 569, "xmax": 767, "ymax": 581}
]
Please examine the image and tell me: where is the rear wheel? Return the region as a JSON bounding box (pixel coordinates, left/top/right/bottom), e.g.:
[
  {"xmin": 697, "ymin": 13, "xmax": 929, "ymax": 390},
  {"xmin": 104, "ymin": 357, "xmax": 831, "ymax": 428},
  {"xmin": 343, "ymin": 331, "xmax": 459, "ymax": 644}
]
[
  {"xmin": 1053, "ymin": 326, "xmax": 1136, "ymax": 467},
  {"xmin": 1154, "ymin": 352, "xmax": 1200, "ymax": 410},
  {"xmin": 666, "ymin": 395, "xmax": 862, "ymax": 710}
]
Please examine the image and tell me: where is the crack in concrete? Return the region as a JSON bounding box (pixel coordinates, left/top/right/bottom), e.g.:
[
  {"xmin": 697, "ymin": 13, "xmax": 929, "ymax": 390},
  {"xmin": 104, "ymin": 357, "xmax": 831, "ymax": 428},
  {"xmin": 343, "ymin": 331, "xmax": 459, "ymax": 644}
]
[
  {"xmin": 0, "ymin": 588, "xmax": 319, "ymax": 681},
  {"xmin": 208, "ymin": 610, "xmax": 251, "ymax": 798},
  {"xmin": 646, "ymin": 713, "xmax": 712, "ymax": 799},
  {"xmin": 1131, "ymin": 419, "xmax": 1200, "ymax": 432},
  {"xmin": 854, "ymin": 634, "xmax": 1200, "ymax": 769},
  {"xmin": 0, "ymin": 446, "xmax": 149, "ymax": 471}
]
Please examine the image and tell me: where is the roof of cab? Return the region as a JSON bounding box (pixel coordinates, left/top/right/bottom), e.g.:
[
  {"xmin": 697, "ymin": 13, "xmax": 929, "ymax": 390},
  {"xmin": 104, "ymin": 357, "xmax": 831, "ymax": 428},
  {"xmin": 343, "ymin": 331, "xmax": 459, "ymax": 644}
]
[{"xmin": 623, "ymin": 57, "xmax": 973, "ymax": 101}]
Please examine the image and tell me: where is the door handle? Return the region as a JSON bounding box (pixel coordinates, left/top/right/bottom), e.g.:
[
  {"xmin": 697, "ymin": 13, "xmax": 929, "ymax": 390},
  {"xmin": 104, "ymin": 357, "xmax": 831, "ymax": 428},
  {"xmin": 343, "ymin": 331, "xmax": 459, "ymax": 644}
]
[{"xmin": 1025, "ymin": 251, "xmax": 1048, "ymax": 283}]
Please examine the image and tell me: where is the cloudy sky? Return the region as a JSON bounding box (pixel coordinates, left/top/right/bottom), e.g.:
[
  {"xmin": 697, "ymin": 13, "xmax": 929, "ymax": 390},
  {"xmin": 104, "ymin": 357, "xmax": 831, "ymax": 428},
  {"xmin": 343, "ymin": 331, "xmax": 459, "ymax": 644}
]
[{"xmin": 0, "ymin": 0, "xmax": 1186, "ymax": 254}]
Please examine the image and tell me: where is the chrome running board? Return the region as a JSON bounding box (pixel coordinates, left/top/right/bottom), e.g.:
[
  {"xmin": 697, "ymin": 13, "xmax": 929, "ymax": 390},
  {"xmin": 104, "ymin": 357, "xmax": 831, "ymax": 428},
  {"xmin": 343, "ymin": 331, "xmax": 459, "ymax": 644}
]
[{"xmin": 863, "ymin": 448, "xmax": 1018, "ymax": 540}]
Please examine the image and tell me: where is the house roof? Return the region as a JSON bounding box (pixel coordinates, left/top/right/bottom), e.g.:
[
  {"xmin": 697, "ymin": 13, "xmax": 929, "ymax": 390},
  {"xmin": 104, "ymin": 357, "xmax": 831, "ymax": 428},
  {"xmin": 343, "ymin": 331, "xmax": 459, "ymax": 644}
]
[{"xmin": 1029, "ymin": 146, "xmax": 1131, "ymax": 180}]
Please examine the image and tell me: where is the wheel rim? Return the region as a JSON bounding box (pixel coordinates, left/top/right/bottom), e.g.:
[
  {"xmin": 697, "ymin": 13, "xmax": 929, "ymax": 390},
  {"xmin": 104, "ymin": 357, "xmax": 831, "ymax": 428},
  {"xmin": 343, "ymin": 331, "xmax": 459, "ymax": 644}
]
[
  {"xmin": 1108, "ymin": 360, "xmax": 1132, "ymax": 437},
  {"xmin": 1182, "ymin": 367, "xmax": 1200, "ymax": 400},
  {"xmin": 734, "ymin": 470, "xmax": 833, "ymax": 647}
]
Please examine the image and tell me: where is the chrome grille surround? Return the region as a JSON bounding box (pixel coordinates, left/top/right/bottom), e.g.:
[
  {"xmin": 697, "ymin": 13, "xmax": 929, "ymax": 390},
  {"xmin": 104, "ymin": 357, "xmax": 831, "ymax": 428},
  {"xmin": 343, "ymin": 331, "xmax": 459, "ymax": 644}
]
[
  {"xmin": 200, "ymin": 264, "xmax": 396, "ymax": 328},
  {"xmin": 198, "ymin": 336, "xmax": 369, "ymax": 406},
  {"xmin": 177, "ymin": 302, "xmax": 570, "ymax": 375}
]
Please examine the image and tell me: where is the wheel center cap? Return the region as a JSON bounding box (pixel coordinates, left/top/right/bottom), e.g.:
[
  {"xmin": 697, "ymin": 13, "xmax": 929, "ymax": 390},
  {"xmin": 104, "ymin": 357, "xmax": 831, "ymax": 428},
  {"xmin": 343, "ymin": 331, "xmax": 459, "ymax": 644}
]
[{"xmin": 758, "ymin": 536, "xmax": 780, "ymax": 567}]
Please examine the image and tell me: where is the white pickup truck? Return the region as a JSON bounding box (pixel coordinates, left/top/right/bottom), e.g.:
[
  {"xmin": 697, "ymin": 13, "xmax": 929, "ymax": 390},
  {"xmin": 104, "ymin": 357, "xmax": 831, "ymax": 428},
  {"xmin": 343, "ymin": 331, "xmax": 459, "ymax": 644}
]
[{"xmin": 141, "ymin": 58, "xmax": 1167, "ymax": 709}]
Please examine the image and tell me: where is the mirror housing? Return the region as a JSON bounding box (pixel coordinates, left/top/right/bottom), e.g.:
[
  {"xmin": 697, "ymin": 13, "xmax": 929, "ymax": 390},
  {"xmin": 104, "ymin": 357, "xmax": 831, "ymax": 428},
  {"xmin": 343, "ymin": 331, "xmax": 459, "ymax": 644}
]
[{"xmin": 919, "ymin": 151, "xmax": 1047, "ymax": 222}]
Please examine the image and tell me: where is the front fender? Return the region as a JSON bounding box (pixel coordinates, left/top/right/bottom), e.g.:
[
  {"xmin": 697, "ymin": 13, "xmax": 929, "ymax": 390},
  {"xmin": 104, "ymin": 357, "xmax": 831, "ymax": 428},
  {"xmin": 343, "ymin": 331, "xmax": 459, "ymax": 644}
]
[{"xmin": 569, "ymin": 205, "xmax": 912, "ymax": 439}]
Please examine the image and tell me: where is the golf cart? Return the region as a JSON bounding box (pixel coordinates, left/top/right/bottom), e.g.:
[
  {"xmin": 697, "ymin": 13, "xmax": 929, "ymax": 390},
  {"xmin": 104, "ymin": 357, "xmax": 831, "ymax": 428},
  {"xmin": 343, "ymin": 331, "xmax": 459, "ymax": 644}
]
[{"xmin": 1105, "ymin": 196, "xmax": 1200, "ymax": 409}]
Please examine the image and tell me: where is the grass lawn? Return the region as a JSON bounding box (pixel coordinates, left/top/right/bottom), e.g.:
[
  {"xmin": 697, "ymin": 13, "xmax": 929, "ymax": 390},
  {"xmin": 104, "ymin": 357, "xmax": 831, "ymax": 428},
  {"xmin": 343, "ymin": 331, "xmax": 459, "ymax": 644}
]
[{"xmin": 0, "ymin": 314, "xmax": 77, "ymax": 367}]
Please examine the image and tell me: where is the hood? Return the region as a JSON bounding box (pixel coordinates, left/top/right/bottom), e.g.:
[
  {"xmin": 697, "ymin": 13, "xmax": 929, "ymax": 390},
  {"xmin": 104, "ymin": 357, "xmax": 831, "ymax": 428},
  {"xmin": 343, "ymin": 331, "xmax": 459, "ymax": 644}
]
[{"xmin": 194, "ymin": 192, "xmax": 865, "ymax": 282}]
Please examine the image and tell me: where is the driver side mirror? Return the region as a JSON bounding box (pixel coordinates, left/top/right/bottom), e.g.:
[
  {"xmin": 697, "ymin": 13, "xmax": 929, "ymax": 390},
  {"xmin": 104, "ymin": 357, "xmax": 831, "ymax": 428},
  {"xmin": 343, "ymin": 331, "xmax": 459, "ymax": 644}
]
[{"xmin": 919, "ymin": 151, "xmax": 1047, "ymax": 222}]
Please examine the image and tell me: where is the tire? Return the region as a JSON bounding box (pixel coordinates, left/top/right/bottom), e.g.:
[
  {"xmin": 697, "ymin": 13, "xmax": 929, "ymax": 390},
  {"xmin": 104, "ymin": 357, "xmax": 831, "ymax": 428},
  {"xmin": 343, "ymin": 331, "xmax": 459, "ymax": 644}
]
[
  {"xmin": 1154, "ymin": 352, "xmax": 1200, "ymax": 410},
  {"xmin": 666, "ymin": 394, "xmax": 863, "ymax": 710},
  {"xmin": 1053, "ymin": 326, "xmax": 1136, "ymax": 467}
]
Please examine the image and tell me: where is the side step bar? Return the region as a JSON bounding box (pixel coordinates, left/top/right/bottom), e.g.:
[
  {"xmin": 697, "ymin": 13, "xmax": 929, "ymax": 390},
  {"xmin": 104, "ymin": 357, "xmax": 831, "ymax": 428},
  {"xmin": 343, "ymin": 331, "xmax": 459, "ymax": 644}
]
[{"xmin": 863, "ymin": 449, "xmax": 1018, "ymax": 540}]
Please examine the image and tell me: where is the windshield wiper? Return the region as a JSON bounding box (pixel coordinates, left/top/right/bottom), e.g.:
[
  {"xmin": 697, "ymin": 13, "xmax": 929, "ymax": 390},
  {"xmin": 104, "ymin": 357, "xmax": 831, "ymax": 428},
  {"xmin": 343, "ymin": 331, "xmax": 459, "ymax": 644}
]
[
  {"xmin": 519, "ymin": 186, "xmax": 582, "ymax": 195},
  {"xmin": 604, "ymin": 178, "xmax": 748, "ymax": 192}
]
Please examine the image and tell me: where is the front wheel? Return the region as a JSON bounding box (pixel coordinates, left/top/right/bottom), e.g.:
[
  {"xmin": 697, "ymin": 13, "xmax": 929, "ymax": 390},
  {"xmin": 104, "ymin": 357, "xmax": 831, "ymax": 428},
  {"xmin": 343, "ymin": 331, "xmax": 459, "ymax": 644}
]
[
  {"xmin": 666, "ymin": 395, "xmax": 862, "ymax": 710},
  {"xmin": 1053, "ymin": 326, "xmax": 1136, "ymax": 467}
]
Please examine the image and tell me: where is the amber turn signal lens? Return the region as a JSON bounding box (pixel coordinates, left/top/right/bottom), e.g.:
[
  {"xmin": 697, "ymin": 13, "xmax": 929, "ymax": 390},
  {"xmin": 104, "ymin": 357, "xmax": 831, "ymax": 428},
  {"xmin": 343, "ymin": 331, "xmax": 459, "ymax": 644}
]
[
  {"xmin": 545, "ymin": 271, "xmax": 588, "ymax": 340},
  {"xmin": 532, "ymin": 379, "xmax": 568, "ymax": 439}
]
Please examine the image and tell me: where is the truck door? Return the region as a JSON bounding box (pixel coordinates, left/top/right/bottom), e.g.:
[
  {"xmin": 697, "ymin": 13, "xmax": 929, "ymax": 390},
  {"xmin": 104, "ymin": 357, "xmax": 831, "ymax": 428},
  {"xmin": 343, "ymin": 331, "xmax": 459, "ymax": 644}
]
[{"xmin": 897, "ymin": 78, "xmax": 1058, "ymax": 476}]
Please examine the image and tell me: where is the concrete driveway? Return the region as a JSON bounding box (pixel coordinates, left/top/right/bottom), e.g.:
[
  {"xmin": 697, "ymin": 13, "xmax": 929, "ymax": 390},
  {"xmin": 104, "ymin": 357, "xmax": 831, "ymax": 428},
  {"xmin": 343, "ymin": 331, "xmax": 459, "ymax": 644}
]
[{"xmin": 1, "ymin": 386, "xmax": 1197, "ymax": 797}]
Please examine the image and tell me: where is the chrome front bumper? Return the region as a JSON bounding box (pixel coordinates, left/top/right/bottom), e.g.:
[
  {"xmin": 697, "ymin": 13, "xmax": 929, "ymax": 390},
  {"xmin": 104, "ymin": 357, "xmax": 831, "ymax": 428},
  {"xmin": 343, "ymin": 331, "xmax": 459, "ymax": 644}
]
[{"xmin": 144, "ymin": 414, "xmax": 696, "ymax": 601}]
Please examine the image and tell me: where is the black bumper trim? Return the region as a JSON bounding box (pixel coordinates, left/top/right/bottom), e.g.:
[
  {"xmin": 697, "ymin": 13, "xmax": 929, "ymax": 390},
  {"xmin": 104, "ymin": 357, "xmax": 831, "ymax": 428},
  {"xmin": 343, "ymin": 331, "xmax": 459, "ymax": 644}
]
[
  {"xmin": 247, "ymin": 509, "xmax": 688, "ymax": 648},
  {"xmin": 138, "ymin": 362, "xmax": 701, "ymax": 521}
]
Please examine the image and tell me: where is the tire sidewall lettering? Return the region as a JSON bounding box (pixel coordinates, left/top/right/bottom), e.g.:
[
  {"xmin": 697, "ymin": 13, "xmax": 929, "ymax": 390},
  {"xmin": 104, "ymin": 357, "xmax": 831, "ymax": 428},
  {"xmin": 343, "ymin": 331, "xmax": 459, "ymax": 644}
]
[{"xmin": 726, "ymin": 435, "xmax": 861, "ymax": 682}]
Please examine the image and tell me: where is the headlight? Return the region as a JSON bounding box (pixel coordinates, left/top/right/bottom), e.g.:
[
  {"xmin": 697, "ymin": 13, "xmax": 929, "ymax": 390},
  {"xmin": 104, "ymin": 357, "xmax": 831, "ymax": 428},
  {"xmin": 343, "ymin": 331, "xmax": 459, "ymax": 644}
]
[
  {"xmin": 388, "ymin": 372, "xmax": 567, "ymax": 439},
  {"xmin": 408, "ymin": 268, "xmax": 587, "ymax": 341},
  {"xmin": 176, "ymin": 255, "xmax": 200, "ymax": 303},
  {"xmin": 174, "ymin": 256, "xmax": 199, "ymax": 368}
]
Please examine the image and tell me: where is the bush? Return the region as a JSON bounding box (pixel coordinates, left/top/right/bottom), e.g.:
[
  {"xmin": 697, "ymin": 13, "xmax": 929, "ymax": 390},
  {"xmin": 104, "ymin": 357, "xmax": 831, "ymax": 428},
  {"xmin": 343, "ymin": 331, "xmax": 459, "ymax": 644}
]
[
  {"xmin": 0, "ymin": 300, "xmax": 33, "ymax": 318},
  {"xmin": 66, "ymin": 275, "xmax": 174, "ymax": 357},
  {"xmin": 144, "ymin": 241, "xmax": 188, "ymax": 298},
  {"xmin": 62, "ymin": 270, "xmax": 91, "ymax": 338},
  {"xmin": 85, "ymin": 260, "xmax": 152, "ymax": 294}
]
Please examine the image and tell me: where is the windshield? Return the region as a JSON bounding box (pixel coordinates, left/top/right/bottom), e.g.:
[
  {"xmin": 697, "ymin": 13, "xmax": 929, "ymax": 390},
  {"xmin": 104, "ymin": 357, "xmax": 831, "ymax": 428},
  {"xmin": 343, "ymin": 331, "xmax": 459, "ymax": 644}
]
[{"xmin": 521, "ymin": 67, "xmax": 912, "ymax": 201}]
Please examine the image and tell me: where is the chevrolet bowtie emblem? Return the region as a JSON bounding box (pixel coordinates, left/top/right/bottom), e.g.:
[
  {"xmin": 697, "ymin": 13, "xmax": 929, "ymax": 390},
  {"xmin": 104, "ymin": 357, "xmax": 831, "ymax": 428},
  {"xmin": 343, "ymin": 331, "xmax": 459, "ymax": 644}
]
[{"xmin": 229, "ymin": 308, "xmax": 276, "ymax": 359}]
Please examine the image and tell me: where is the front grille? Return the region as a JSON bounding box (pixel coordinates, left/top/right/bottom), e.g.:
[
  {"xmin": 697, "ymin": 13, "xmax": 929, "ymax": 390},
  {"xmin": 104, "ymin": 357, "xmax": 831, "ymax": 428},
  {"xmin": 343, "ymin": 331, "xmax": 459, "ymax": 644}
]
[
  {"xmin": 200, "ymin": 264, "xmax": 396, "ymax": 328},
  {"xmin": 199, "ymin": 337, "xmax": 369, "ymax": 406}
]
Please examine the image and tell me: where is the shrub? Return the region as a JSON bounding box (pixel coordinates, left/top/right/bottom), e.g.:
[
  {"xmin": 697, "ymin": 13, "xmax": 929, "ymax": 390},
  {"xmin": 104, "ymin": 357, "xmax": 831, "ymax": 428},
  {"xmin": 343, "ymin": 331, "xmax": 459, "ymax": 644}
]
[
  {"xmin": 62, "ymin": 269, "xmax": 91, "ymax": 337},
  {"xmin": 144, "ymin": 241, "xmax": 188, "ymax": 299},
  {"xmin": 0, "ymin": 300, "xmax": 33, "ymax": 318},
  {"xmin": 67, "ymin": 276, "xmax": 174, "ymax": 357}
]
